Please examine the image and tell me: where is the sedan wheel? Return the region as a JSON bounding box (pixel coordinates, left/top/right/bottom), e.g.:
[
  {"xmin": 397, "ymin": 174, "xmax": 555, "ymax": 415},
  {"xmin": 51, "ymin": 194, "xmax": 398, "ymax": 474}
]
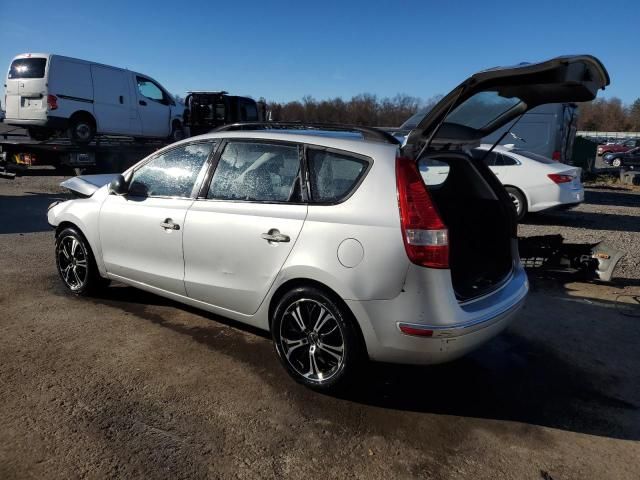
[
  {"xmin": 55, "ymin": 227, "xmax": 108, "ymax": 295},
  {"xmin": 612, "ymin": 158, "xmax": 622, "ymax": 167},
  {"xmin": 505, "ymin": 186, "xmax": 527, "ymax": 221},
  {"xmin": 272, "ymin": 287, "xmax": 362, "ymax": 390}
]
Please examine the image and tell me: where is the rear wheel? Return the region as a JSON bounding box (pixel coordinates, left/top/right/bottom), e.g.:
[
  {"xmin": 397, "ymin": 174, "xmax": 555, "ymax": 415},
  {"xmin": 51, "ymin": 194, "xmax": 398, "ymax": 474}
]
[
  {"xmin": 68, "ymin": 115, "xmax": 95, "ymax": 144},
  {"xmin": 505, "ymin": 186, "xmax": 527, "ymax": 221},
  {"xmin": 27, "ymin": 127, "xmax": 53, "ymax": 142},
  {"xmin": 272, "ymin": 286, "xmax": 363, "ymax": 391},
  {"xmin": 55, "ymin": 227, "xmax": 108, "ymax": 295}
]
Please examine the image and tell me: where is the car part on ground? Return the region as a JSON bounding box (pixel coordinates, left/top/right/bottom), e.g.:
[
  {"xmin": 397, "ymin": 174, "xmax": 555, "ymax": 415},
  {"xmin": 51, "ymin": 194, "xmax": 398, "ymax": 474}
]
[{"xmin": 518, "ymin": 234, "xmax": 624, "ymax": 282}]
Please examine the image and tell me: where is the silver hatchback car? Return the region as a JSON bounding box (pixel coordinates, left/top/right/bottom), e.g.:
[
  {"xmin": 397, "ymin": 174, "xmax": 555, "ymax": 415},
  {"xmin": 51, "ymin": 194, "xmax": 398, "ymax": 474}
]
[{"xmin": 48, "ymin": 56, "xmax": 609, "ymax": 390}]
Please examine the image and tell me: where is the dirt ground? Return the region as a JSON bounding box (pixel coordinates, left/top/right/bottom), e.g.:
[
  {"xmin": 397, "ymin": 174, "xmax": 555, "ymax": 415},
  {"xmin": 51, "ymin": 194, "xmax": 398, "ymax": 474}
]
[{"xmin": 1, "ymin": 170, "xmax": 639, "ymax": 480}]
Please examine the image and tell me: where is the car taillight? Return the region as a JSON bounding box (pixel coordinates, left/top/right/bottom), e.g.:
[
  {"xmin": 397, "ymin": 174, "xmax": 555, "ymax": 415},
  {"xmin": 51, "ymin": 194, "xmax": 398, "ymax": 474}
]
[
  {"xmin": 552, "ymin": 151, "xmax": 561, "ymax": 161},
  {"xmin": 548, "ymin": 173, "xmax": 573, "ymax": 184},
  {"xmin": 47, "ymin": 94, "xmax": 58, "ymax": 110},
  {"xmin": 396, "ymin": 157, "xmax": 449, "ymax": 269}
]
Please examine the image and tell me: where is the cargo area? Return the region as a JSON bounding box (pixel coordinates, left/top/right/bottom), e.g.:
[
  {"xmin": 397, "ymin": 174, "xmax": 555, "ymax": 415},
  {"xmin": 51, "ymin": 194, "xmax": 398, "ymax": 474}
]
[{"xmin": 420, "ymin": 153, "xmax": 515, "ymax": 300}]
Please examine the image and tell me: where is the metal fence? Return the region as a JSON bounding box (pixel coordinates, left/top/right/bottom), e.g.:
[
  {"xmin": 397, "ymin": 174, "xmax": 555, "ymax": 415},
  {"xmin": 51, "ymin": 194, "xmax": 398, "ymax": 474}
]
[{"xmin": 578, "ymin": 131, "xmax": 640, "ymax": 139}]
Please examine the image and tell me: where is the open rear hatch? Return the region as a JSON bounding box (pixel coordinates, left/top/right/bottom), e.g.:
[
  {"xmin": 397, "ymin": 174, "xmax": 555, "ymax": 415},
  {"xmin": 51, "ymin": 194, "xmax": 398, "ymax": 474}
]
[{"xmin": 402, "ymin": 55, "xmax": 609, "ymax": 300}]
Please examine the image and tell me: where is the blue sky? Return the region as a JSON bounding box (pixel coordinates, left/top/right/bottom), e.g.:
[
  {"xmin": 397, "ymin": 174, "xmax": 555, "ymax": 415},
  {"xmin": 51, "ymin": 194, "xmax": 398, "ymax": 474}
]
[{"xmin": 1, "ymin": 0, "xmax": 638, "ymax": 106}]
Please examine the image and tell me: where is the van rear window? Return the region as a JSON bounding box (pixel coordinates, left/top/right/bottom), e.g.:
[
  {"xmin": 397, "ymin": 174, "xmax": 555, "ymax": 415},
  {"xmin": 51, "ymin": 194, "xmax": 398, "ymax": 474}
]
[{"xmin": 8, "ymin": 58, "xmax": 47, "ymax": 79}]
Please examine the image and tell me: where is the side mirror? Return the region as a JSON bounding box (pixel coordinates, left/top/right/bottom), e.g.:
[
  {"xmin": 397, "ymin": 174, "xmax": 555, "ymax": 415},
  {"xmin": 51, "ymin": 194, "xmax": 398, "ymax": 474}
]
[{"xmin": 108, "ymin": 174, "xmax": 129, "ymax": 195}]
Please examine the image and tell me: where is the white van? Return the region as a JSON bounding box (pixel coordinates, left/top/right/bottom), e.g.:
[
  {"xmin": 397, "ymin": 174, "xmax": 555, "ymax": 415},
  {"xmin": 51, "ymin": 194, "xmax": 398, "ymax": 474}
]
[{"xmin": 4, "ymin": 53, "xmax": 186, "ymax": 143}]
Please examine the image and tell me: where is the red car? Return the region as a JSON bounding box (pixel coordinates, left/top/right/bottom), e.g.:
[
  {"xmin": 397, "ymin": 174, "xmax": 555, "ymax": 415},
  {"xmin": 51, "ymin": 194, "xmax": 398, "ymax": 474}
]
[{"xmin": 597, "ymin": 139, "xmax": 640, "ymax": 156}]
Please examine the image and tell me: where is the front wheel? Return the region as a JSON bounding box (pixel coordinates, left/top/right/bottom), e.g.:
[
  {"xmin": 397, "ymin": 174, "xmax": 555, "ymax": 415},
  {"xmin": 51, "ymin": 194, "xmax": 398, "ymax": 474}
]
[
  {"xmin": 612, "ymin": 158, "xmax": 622, "ymax": 168},
  {"xmin": 506, "ymin": 186, "xmax": 527, "ymax": 221},
  {"xmin": 272, "ymin": 287, "xmax": 363, "ymax": 391},
  {"xmin": 55, "ymin": 227, "xmax": 108, "ymax": 295}
]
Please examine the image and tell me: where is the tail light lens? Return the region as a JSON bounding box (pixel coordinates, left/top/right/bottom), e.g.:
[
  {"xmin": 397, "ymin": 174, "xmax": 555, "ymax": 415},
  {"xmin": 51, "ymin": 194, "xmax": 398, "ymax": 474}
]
[
  {"xmin": 396, "ymin": 157, "xmax": 449, "ymax": 269},
  {"xmin": 548, "ymin": 173, "xmax": 573, "ymax": 184},
  {"xmin": 47, "ymin": 94, "xmax": 58, "ymax": 110},
  {"xmin": 552, "ymin": 151, "xmax": 561, "ymax": 161}
]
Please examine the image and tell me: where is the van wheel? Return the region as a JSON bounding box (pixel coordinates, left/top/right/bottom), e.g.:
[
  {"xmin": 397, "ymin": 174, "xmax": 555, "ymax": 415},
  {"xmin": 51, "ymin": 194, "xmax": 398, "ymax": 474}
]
[
  {"xmin": 272, "ymin": 286, "xmax": 363, "ymax": 391},
  {"xmin": 506, "ymin": 186, "xmax": 527, "ymax": 221},
  {"xmin": 169, "ymin": 123, "xmax": 185, "ymax": 142},
  {"xmin": 27, "ymin": 128, "xmax": 52, "ymax": 142},
  {"xmin": 68, "ymin": 116, "xmax": 95, "ymax": 144}
]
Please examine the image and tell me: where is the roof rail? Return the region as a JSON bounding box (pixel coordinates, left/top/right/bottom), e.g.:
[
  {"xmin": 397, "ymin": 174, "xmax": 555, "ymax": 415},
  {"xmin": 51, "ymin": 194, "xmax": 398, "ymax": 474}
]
[{"xmin": 212, "ymin": 122, "xmax": 400, "ymax": 145}]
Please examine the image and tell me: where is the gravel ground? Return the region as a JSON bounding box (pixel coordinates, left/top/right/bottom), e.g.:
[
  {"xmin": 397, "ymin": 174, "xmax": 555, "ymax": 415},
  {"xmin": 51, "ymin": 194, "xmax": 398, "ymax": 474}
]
[{"xmin": 1, "ymin": 171, "xmax": 639, "ymax": 480}]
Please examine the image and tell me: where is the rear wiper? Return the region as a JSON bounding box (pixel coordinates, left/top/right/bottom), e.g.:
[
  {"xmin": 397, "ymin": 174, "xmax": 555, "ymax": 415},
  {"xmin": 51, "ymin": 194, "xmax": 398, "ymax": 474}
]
[{"xmin": 480, "ymin": 114, "xmax": 525, "ymax": 163}]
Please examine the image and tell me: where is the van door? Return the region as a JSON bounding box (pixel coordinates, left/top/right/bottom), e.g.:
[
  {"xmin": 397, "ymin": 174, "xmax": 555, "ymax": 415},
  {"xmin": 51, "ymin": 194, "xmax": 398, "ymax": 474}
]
[
  {"xmin": 91, "ymin": 65, "xmax": 138, "ymax": 135},
  {"xmin": 134, "ymin": 75, "xmax": 171, "ymax": 137},
  {"xmin": 6, "ymin": 55, "xmax": 48, "ymax": 120}
]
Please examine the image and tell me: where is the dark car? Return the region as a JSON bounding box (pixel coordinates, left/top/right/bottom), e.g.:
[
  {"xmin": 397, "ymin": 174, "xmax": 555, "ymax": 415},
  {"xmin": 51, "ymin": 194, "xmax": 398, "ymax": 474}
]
[
  {"xmin": 597, "ymin": 138, "xmax": 640, "ymax": 156},
  {"xmin": 603, "ymin": 147, "xmax": 640, "ymax": 168},
  {"xmin": 183, "ymin": 91, "xmax": 263, "ymax": 136}
]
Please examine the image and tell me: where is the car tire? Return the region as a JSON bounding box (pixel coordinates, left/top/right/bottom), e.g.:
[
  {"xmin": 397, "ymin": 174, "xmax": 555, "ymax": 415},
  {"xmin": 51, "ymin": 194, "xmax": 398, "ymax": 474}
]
[
  {"xmin": 612, "ymin": 158, "xmax": 622, "ymax": 168},
  {"xmin": 27, "ymin": 127, "xmax": 53, "ymax": 142},
  {"xmin": 505, "ymin": 186, "xmax": 527, "ymax": 221},
  {"xmin": 271, "ymin": 286, "xmax": 364, "ymax": 391},
  {"xmin": 55, "ymin": 227, "xmax": 109, "ymax": 295},
  {"xmin": 68, "ymin": 116, "xmax": 95, "ymax": 144},
  {"xmin": 169, "ymin": 123, "xmax": 185, "ymax": 142}
]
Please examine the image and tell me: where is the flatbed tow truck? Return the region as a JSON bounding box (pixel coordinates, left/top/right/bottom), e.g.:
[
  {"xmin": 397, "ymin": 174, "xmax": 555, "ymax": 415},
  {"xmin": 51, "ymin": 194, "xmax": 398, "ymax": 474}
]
[{"xmin": 0, "ymin": 123, "xmax": 166, "ymax": 178}]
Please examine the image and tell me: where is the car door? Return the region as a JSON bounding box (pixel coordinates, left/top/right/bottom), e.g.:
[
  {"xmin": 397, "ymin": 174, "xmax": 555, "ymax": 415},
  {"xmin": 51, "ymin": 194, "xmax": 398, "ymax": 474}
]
[
  {"xmin": 99, "ymin": 141, "xmax": 215, "ymax": 294},
  {"xmin": 135, "ymin": 75, "xmax": 171, "ymax": 137},
  {"xmin": 183, "ymin": 140, "xmax": 307, "ymax": 315},
  {"xmin": 91, "ymin": 65, "xmax": 135, "ymax": 135}
]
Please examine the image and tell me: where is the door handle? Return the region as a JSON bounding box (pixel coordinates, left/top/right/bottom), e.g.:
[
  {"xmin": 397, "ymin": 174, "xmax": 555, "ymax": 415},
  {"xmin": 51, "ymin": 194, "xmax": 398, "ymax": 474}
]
[
  {"xmin": 119, "ymin": 95, "xmax": 124, "ymax": 104},
  {"xmin": 139, "ymin": 100, "xmax": 147, "ymax": 106},
  {"xmin": 160, "ymin": 219, "xmax": 180, "ymax": 230},
  {"xmin": 261, "ymin": 229, "xmax": 290, "ymax": 243}
]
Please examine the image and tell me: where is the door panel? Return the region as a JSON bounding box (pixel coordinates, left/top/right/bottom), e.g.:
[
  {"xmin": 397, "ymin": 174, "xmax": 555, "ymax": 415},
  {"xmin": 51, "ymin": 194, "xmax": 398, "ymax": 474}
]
[
  {"xmin": 91, "ymin": 65, "xmax": 137, "ymax": 135},
  {"xmin": 183, "ymin": 201, "xmax": 307, "ymax": 314},
  {"xmin": 99, "ymin": 196, "xmax": 192, "ymax": 295},
  {"xmin": 135, "ymin": 76, "xmax": 170, "ymax": 137}
]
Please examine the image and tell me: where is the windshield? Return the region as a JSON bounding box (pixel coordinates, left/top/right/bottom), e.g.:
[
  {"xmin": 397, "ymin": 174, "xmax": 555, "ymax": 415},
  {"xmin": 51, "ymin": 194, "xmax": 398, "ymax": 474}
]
[
  {"xmin": 8, "ymin": 58, "xmax": 47, "ymax": 79},
  {"xmin": 445, "ymin": 91, "xmax": 523, "ymax": 130},
  {"xmin": 511, "ymin": 149, "xmax": 556, "ymax": 164}
]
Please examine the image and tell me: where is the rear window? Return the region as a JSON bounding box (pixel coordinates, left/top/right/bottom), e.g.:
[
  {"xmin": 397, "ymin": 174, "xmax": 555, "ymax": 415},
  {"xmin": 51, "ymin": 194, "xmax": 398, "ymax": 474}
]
[
  {"xmin": 8, "ymin": 58, "xmax": 47, "ymax": 79},
  {"xmin": 511, "ymin": 149, "xmax": 556, "ymax": 164},
  {"xmin": 307, "ymin": 149, "xmax": 369, "ymax": 203},
  {"xmin": 446, "ymin": 91, "xmax": 522, "ymax": 130}
]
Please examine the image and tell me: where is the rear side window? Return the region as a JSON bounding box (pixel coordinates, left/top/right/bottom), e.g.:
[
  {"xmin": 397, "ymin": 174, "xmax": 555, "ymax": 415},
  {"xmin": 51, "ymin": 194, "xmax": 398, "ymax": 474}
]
[
  {"xmin": 307, "ymin": 149, "xmax": 368, "ymax": 203},
  {"xmin": 129, "ymin": 142, "xmax": 214, "ymax": 198},
  {"xmin": 8, "ymin": 58, "xmax": 47, "ymax": 79},
  {"xmin": 208, "ymin": 142, "xmax": 301, "ymax": 202}
]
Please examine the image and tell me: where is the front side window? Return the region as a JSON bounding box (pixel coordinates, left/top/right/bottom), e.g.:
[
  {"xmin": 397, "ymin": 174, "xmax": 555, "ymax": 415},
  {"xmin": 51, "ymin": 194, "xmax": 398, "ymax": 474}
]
[
  {"xmin": 307, "ymin": 149, "xmax": 368, "ymax": 203},
  {"xmin": 129, "ymin": 142, "xmax": 214, "ymax": 198},
  {"xmin": 8, "ymin": 58, "xmax": 47, "ymax": 79},
  {"xmin": 136, "ymin": 76, "xmax": 165, "ymax": 103},
  {"xmin": 208, "ymin": 142, "xmax": 301, "ymax": 202}
]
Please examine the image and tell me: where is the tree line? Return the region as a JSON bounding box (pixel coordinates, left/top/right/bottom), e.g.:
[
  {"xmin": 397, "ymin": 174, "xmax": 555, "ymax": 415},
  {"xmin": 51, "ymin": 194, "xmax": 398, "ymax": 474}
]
[
  {"xmin": 266, "ymin": 94, "xmax": 441, "ymax": 127},
  {"xmin": 265, "ymin": 94, "xmax": 640, "ymax": 132},
  {"xmin": 576, "ymin": 97, "xmax": 640, "ymax": 132}
]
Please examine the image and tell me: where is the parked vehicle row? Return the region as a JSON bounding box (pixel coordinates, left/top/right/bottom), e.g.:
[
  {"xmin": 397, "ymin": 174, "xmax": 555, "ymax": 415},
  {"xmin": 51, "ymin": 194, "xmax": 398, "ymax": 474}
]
[
  {"xmin": 48, "ymin": 55, "xmax": 609, "ymax": 390},
  {"xmin": 597, "ymin": 138, "xmax": 640, "ymax": 156},
  {"xmin": 603, "ymin": 146, "xmax": 640, "ymax": 168}
]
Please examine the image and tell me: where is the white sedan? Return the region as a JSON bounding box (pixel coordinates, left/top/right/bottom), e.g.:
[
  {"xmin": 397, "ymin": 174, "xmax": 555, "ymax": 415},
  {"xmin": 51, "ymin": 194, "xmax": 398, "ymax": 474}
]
[{"xmin": 472, "ymin": 144, "xmax": 584, "ymax": 220}]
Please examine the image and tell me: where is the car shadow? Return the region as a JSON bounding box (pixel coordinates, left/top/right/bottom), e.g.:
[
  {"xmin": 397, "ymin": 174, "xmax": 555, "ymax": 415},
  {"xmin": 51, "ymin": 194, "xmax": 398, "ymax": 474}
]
[
  {"xmin": 523, "ymin": 209, "xmax": 640, "ymax": 232},
  {"xmin": 0, "ymin": 192, "xmax": 70, "ymax": 234},
  {"xmin": 83, "ymin": 276, "xmax": 640, "ymax": 442},
  {"xmin": 582, "ymin": 188, "xmax": 640, "ymax": 207}
]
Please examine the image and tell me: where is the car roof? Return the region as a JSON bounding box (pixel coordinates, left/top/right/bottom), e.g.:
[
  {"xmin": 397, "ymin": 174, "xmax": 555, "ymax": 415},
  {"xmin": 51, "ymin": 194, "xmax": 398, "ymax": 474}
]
[{"xmin": 177, "ymin": 130, "xmax": 399, "ymax": 159}]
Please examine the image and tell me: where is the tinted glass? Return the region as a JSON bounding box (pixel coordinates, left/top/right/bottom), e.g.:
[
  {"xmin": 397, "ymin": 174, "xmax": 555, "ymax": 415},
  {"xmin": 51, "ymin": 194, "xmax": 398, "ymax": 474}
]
[
  {"xmin": 418, "ymin": 158, "xmax": 450, "ymax": 186},
  {"xmin": 495, "ymin": 153, "xmax": 517, "ymax": 166},
  {"xmin": 208, "ymin": 142, "xmax": 300, "ymax": 202},
  {"xmin": 308, "ymin": 149, "xmax": 368, "ymax": 202},
  {"xmin": 240, "ymin": 101, "xmax": 259, "ymax": 121},
  {"xmin": 446, "ymin": 91, "xmax": 522, "ymax": 130},
  {"xmin": 137, "ymin": 77, "xmax": 164, "ymax": 102},
  {"xmin": 471, "ymin": 149, "xmax": 497, "ymax": 166},
  {"xmin": 8, "ymin": 58, "xmax": 47, "ymax": 79},
  {"xmin": 129, "ymin": 143, "xmax": 213, "ymax": 197}
]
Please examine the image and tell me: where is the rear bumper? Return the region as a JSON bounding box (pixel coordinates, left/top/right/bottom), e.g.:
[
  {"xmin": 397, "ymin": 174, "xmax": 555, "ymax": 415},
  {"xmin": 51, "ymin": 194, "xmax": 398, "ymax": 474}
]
[
  {"xmin": 4, "ymin": 116, "xmax": 68, "ymax": 130},
  {"xmin": 529, "ymin": 185, "xmax": 584, "ymax": 212},
  {"xmin": 347, "ymin": 263, "xmax": 529, "ymax": 365}
]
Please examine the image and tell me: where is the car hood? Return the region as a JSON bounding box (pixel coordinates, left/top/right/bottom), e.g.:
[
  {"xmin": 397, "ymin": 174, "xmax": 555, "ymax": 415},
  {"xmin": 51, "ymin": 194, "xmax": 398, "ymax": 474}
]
[
  {"xmin": 60, "ymin": 174, "xmax": 118, "ymax": 197},
  {"xmin": 403, "ymin": 55, "xmax": 609, "ymax": 156}
]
